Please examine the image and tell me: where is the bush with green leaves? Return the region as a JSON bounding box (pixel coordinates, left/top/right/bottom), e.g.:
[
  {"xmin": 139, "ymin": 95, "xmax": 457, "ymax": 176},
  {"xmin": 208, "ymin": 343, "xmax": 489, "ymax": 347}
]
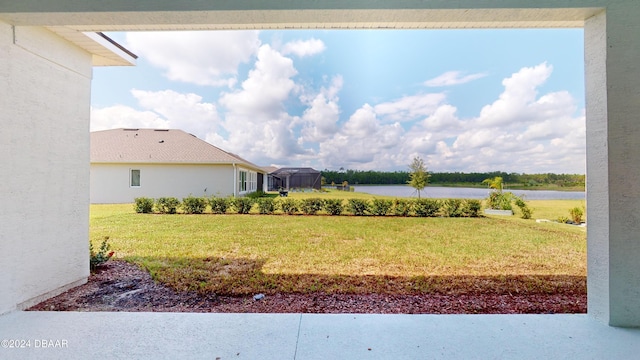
[
  {"xmin": 232, "ymin": 197, "xmax": 255, "ymax": 214},
  {"xmin": 323, "ymin": 198, "xmax": 344, "ymax": 216},
  {"xmin": 90, "ymin": 236, "xmax": 114, "ymax": 271},
  {"xmin": 392, "ymin": 199, "xmax": 412, "ymax": 216},
  {"xmin": 569, "ymin": 206, "xmax": 584, "ymax": 223},
  {"xmin": 413, "ymin": 199, "xmax": 441, "ymax": 217},
  {"xmin": 347, "ymin": 198, "xmax": 370, "ymax": 216},
  {"xmin": 155, "ymin": 197, "xmax": 180, "ymax": 214},
  {"xmin": 370, "ymin": 199, "xmax": 393, "ymax": 216},
  {"xmin": 443, "ymin": 199, "xmax": 464, "ymax": 217},
  {"xmin": 209, "ymin": 196, "xmax": 231, "ymax": 214},
  {"xmin": 514, "ymin": 196, "xmax": 533, "ymax": 219},
  {"xmin": 182, "ymin": 195, "xmax": 207, "ymax": 214},
  {"xmin": 134, "ymin": 197, "xmax": 154, "ymax": 213},
  {"xmin": 463, "ymin": 199, "xmax": 482, "ymax": 217},
  {"xmin": 278, "ymin": 198, "xmax": 299, "ymax": 215},
  {"xmin": 486, "ymin": 191, "xmax": 514, "ymax": 211},
  {"xmin": 257, "ymin": 197, "xmax": 276, "ymax": 214},
  {"xmin": 300, "ymin": 198, "xmax": 324, "ymax": 215}
]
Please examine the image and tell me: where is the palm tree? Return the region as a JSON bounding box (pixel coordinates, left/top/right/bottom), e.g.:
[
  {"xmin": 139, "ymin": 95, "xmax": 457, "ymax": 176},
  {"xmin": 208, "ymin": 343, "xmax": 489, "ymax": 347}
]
[{"xmin": 482, "ymin": 176, "xmax": 503, "ymax": 192}]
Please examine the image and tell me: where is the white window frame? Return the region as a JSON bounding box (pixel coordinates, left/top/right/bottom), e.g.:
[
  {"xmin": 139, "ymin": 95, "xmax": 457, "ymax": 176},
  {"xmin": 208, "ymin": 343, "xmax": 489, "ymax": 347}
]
[
  {"xmin": 238, "ymin": 169, "xmax": 247, "ymax": 193},
  {"xmin": 130, "ymin": 169, "xmax": 141, "ymax": 188},
  {"xmin": 248, "ymin": 171, "xmax": 257, "ymax": 192},
  {"xmin": 238, "ymin": 169, "xmax": 258, "ymax": 193}
]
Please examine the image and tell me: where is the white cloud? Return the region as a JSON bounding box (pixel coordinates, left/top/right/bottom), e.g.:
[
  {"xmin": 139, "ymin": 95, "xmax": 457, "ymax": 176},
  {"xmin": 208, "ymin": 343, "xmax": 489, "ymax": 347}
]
[
  {"xmin": 90, "ymin": 105, "xmax": 169, "ymax": 131},
  {"xmin": 300, "ymin": 75, "xmax": 343, "ymax": 142},
  {"xmin": 316, "ymin": 62, "xmax": 584, "ymax": 173},
  {"xmin": 475, "ymin": 62, "xmax": 553, "ymax": 128},
  {"xmin": 281, "ymin": 38, "xmax": 326, "ymax": 58},
  {"xmin": 213, "ymin": 44, "xmax": 308, "ymax": 165},
  {"xmin": 428, "ymin": 63, "xmax": 585, "ymax": 173},
  {"xmin": 126, "ymin": 31, "xmax": 260, "ymax": 87},
  {"xmin": 130, "ymin": 89, "xmax": 220, "ymax": 139},
  {"xmin": 424, "ymin": 71, "xmax": 488, "ymax": 87},
  {"xmin": 374, "ymin": 93, "xmax": 446, "ymax": 123},
  {"xmin": 90, "ymin": 90, "xmax": 220, "ymax": 140}
]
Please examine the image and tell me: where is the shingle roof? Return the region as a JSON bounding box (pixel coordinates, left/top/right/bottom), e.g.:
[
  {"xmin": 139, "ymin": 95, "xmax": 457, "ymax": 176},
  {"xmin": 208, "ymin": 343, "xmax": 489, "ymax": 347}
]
[
  {"xmin": 262, "ymin": 166, "xmax": 279, "ymax": 174},
  {"xmin": 91, "ymin": 128, "xmax": 263, "ymax": 171}
]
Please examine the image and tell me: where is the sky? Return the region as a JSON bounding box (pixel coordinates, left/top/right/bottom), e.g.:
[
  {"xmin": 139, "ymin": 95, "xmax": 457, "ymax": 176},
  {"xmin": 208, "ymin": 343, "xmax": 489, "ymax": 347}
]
[{"xmin": 91, "ymin": 29, "xmax": 586, "ymax": 174}]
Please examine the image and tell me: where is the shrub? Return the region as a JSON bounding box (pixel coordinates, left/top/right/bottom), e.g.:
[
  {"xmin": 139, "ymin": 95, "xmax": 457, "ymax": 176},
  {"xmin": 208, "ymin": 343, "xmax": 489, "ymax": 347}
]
[
  {"xmin": 514, "ymin": 196, "xmax": 533, "ymax": 219},
  {"xmin": 392, "ymin": 199, "xmax": 412, "ymax": 216},
  {"xmin": 413, "ymin": 199, "xmax": 441, "ymax": 217},
  {"xmin": 278, "ymin": 198, "xmax": 299, "ymax": 215},
  {"xmin": 486, "ymin": 191, "xmax": 513, "ymax": 210},
  {"xmin": 257, "ymin": 197, "xmax": 276, "ymax": 214},
  {"xmin": 569, "ymin": 206, "xmax": 584, "ymax": 223},
  {"xmin": 156, "ymin": 197, "xmax": 180, "ymax": 214},
  {"xmin": 347, "ymin": 198, "xmax": 370, "ymax": 216},
  {"xmin": 90, "ymin": 236, "xmax": 114, "ymax": 271},
  {"xmin": 463, "ymin": 199, "xmax": 482, "ymax": 217},
  {"xmin": 300, "ymin": 198, "xmax": 324, "ymax": 215},
  {"xmin": 370, "ymin": 199, "xmax": 393, "ymax": 216},
  {"xmin": 323, "ymin": 198, "xmax": 344, "ymax": 216},
  {"xmin": 232, "ymin": 197, "xmax": 255, "ymax": 214},
  {"xmin": 182, "ymin": 195, "xmax": 207, "ymax": 214},
  {"xmin": 209, "ymin": 196, "xmax": 231, "ymax": 214},
  {"xmin": 443, "ymin": 199, "xmax": 464, "ymax": 217},
  {"xmin": 134, "ymin": 197, "xmax": 154, "ymax": 213}
]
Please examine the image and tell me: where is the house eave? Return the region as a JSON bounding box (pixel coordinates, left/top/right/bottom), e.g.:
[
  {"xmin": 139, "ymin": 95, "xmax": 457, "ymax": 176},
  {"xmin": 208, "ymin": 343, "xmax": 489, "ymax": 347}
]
[
  {"xmin": 91, "ymin": 161, "xmax": 266, "ymax": 174},
  {"xmin": 46, "ymin": 27, "xmax": 136, "ymax": 66}
]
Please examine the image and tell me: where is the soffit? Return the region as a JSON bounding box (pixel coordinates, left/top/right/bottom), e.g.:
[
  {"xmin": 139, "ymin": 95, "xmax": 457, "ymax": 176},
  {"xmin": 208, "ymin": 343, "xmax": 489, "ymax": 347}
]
[{"xmin": 46, "ymin": 27, "xmax": 136, "ymax": 66}]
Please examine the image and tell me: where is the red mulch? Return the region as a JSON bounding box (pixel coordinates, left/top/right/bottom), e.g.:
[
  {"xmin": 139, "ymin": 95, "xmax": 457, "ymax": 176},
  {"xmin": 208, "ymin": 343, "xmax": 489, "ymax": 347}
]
[{"xmin": 28, "ymin": 261, "xmax": 586, "ymax": 314}]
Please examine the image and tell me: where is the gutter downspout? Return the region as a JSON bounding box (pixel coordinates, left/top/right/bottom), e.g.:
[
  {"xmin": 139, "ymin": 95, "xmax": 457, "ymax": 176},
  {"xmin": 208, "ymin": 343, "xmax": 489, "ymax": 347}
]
[{"xmin": 233, "ymin": 163, "xmax": 237, "ymax": 197}]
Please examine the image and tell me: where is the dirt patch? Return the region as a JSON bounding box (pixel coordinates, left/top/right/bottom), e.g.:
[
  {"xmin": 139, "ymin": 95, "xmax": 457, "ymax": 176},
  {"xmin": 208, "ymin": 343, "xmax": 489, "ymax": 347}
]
[{"xmin": 28, "ymin": 261, "xmax": 586, "ymax": 314}]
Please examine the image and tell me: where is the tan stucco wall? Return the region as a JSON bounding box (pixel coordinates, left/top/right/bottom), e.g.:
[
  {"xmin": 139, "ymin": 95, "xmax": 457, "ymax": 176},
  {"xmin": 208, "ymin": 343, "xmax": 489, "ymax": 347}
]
[
  {"xmin": 0, "ymin": 23, "xmax": 91, "ymax": 314},
  {"xmin": 90, "ymin": 164, "xmax": 235, "ymax": 203}
]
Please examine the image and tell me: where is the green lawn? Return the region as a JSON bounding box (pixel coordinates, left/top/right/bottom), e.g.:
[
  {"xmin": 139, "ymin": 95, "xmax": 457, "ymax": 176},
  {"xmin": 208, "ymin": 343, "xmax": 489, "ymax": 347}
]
[{"xmin": 91, "ymin": 196, "xmax": 586, "ymax": 296}]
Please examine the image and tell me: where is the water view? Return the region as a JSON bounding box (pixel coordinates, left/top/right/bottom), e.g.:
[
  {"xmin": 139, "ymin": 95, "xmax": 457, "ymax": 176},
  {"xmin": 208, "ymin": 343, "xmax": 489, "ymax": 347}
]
[{"xmin": 352, "ymin": 185, "xmax": 585, "ymax": 200}]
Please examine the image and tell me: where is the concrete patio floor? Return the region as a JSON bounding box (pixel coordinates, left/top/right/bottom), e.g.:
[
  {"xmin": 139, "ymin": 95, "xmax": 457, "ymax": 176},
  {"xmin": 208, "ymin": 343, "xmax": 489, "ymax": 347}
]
[{"xmin": 1, "ymin": 311, "xmax": 639, "ymax": 359}]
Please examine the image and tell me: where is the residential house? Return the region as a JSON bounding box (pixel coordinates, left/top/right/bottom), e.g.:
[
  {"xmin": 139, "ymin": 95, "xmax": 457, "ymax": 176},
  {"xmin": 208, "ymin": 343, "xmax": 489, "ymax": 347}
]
[{"xmin": 90, "ymin": 128, "xmax": 265, "ymax": 203}]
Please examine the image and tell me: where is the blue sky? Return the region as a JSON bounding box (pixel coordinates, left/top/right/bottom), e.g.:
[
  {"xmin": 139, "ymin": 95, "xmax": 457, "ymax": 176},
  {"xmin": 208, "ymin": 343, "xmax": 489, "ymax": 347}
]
[{"xmin": 91, "ymin": 29, "xmax": 586, "ymax": 173}]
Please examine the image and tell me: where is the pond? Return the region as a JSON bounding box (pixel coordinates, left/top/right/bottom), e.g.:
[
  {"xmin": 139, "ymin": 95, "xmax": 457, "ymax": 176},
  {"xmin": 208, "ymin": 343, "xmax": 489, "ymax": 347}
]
[{"xmin": 351, "ymin": 185, "xmax": 585, "ymax": 200}]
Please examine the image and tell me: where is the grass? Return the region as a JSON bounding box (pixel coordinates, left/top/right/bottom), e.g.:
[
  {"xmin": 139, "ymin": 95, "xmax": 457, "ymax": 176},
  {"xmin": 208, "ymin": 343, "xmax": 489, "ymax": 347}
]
[{"xmin": 91, "ymin": 194, "xmax": 586, "ymax": 296}]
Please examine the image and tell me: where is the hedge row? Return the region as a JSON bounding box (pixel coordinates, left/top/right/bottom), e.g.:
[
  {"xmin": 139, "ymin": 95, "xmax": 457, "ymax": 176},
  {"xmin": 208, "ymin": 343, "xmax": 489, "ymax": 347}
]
[{"xmin": 134, "ymin": 196, "xmax": 483, "ymax": 218}]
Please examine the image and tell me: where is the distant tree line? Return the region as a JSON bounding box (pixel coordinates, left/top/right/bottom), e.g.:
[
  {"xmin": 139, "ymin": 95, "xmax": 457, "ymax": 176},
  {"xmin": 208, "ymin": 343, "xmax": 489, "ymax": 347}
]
[{"xmin": 321, "ymin": 170, "xmax": 585, "ymax": 188}]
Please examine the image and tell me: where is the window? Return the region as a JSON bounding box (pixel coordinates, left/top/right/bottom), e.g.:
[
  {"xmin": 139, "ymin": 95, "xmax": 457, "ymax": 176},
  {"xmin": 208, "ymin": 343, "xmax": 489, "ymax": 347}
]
[
  {"xmin": 249, "ymin": 171, "xmax": 257, "ymax": 192},
  {"xmin": 130, "ymin": 169, "xmax": 140, "ymax": 187},
  {"xmin": 238, "ymin": 170, "xmax": 258, "ymax": 193},
  {"xmin": 239, "ymin": 170, "xmax": 247, "ymax": 192}
]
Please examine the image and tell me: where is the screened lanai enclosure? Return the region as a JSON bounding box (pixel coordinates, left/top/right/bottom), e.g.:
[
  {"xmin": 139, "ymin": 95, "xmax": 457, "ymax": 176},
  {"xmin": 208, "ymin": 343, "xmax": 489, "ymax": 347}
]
[{"xmin": 268, "ymin": 167, "xmax": 322, "ymax": 191}]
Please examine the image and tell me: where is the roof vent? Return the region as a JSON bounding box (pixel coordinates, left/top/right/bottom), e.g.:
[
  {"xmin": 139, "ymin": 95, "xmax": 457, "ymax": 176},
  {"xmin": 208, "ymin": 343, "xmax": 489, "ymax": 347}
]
[
  {"xmin": 154, "ymin": 129, "xmax": 169, "ymax": 132},
  {"xmin": 159, "ymin": 140, "xmax": 165, "ymax": 143},
  {"xmin": 123, "ymin": 128, "xmax": 139, "ymax": 131}
]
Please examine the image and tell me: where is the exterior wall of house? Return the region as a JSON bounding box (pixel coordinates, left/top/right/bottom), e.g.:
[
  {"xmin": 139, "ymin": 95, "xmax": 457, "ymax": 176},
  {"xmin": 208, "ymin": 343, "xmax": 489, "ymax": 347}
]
[
  {"xmin": 91, "ymin": 163, "xmax": 235, "ymax": 203},
  {"xmin": 585, "ymin": 5, "xmax": 640, "ymax": 327},
  {"xmin": 0, "ymin": 23, "xmax": 92, "ymax": 314}
]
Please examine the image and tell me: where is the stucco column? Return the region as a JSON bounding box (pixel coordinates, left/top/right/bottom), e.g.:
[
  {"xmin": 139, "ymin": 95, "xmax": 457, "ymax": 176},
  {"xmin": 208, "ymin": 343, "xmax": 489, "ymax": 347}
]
[
  {"xmin": 0, "ymin": 23, "xmax": 91, "ymax": 314},
  {"xmin": 585, "ymin": 6, "xmax": 640, "ymax": 327}
]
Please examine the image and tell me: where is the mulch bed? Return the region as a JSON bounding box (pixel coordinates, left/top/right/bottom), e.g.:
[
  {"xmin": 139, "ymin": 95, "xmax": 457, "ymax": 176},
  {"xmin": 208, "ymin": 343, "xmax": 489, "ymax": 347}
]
[{"xmin": 28, "ymin": 261, "xmax": 586, "ymax": 314}]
